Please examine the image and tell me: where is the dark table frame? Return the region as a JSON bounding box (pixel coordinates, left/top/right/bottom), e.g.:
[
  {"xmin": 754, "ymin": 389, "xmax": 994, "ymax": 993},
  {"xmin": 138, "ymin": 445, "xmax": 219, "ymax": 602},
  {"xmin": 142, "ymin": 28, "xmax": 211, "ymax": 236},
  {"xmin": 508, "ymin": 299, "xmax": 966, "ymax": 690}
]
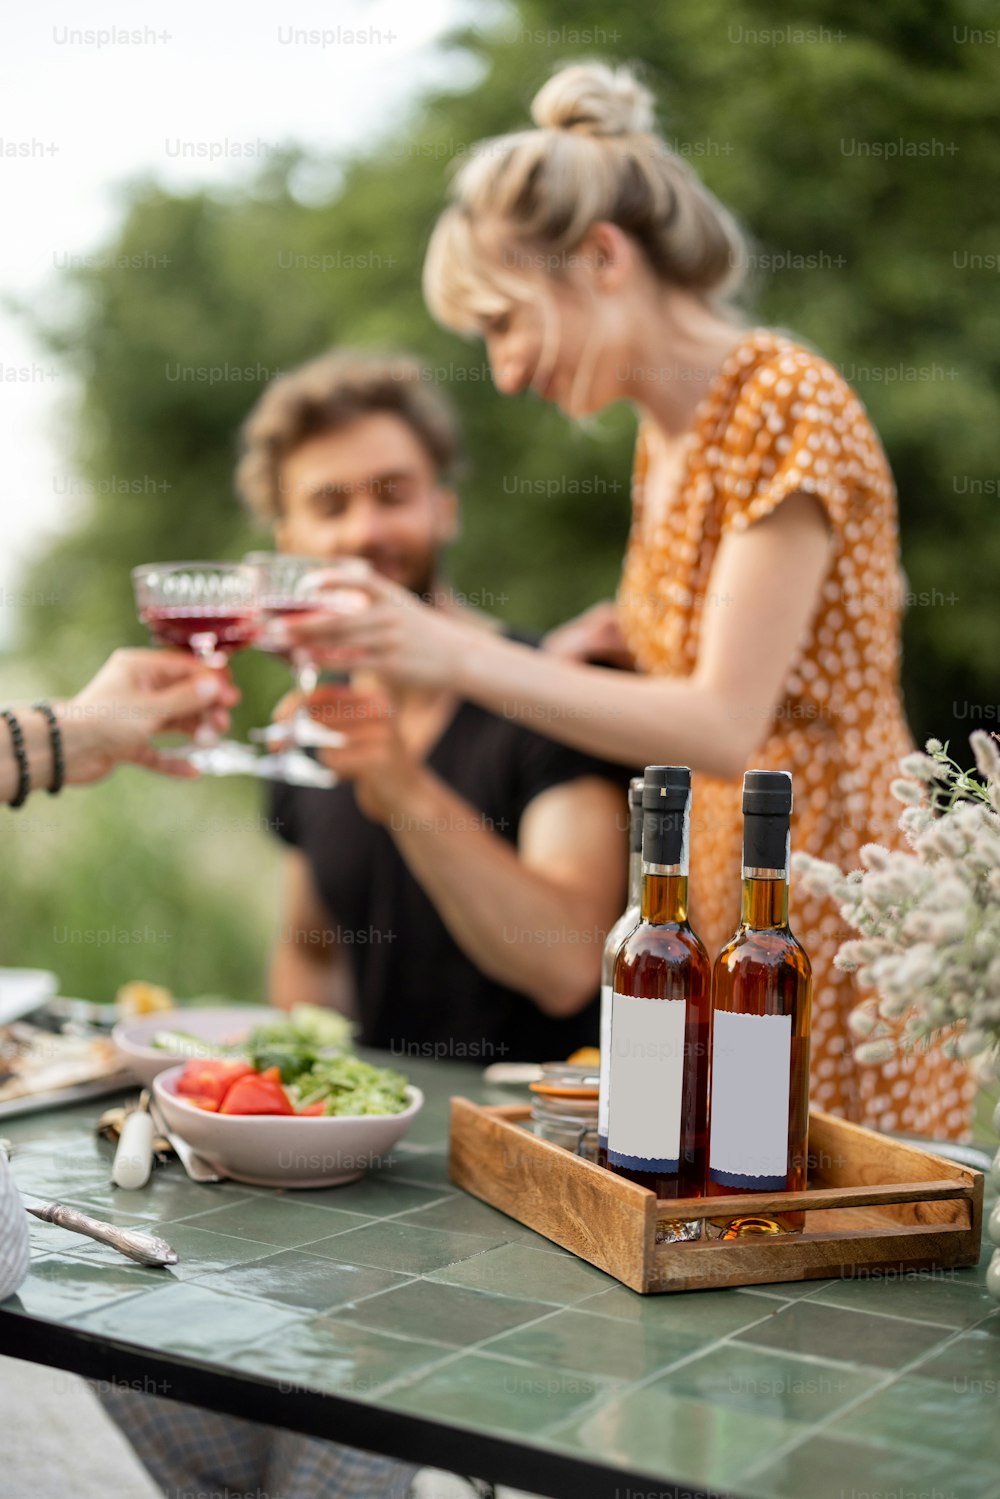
[{"xmin": 1, "ymin": 1308, "xmax": 731, "ymax": 1499}]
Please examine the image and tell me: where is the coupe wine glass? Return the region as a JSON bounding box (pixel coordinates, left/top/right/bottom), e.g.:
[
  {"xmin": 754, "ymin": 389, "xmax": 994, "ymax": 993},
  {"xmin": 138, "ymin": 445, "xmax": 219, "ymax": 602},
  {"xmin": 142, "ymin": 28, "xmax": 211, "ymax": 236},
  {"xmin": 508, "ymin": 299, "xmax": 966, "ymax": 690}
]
[
  {"xmin": 244, "ymin": 552, "xmax": 371, "ymax": 785},
  {"xmin": 132, "ymin": 560, "xmax": 264, "ymax": 777}
]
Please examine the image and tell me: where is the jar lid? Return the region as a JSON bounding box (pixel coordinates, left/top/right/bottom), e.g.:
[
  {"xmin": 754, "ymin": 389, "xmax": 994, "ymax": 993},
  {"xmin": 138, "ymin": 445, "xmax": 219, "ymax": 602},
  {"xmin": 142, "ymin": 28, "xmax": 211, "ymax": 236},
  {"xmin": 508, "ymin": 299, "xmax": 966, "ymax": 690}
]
[{"xmin": 529, "ymin": 1061, "xmax": 600, "ymax": 1100}]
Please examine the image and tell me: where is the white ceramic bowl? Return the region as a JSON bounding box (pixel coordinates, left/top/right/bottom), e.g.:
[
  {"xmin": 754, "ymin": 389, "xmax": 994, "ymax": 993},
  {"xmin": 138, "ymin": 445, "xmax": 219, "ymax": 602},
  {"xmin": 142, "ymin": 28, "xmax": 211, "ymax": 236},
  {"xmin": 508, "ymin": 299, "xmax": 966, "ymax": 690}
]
[
  {"xmin": 153, "ymin": 1063, "xmax": 424, "ymax": 1188},
  {"xmin": 112, "ymin": 1006, "xmax": 282, "ymax": 1087}
]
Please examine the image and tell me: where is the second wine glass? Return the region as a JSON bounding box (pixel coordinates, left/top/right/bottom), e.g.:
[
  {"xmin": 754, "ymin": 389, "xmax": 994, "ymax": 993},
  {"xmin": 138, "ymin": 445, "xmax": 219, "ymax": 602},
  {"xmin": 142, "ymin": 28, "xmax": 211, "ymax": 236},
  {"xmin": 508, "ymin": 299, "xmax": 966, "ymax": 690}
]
[{"xmin": 244, "ymin": 552, "xmax": 370, "ymax": 772}]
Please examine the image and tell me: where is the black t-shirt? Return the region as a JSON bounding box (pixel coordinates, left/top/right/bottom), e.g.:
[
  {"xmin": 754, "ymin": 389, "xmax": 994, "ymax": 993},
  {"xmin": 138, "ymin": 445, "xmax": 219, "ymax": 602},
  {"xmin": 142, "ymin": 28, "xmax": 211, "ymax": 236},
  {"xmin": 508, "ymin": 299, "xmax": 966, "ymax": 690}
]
[{"xmin": 267, "ymin": 698, "xmax": 631, "ymax": 1064}]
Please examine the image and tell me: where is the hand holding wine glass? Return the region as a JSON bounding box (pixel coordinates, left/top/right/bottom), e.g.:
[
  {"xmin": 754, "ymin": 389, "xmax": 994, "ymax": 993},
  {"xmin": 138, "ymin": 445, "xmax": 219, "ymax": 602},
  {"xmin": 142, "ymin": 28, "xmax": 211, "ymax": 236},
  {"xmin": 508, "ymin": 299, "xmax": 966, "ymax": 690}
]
[
  {"xmin": 267, "ymin": 568, "xmax": 472, "ymax": 691},
  {"xmin": 62, "ymin": 648, "xmax": 241, "ymax": 783},
  {"xmin": 1, "ymin": 648, "xmax": 241, "ymax": 805}
]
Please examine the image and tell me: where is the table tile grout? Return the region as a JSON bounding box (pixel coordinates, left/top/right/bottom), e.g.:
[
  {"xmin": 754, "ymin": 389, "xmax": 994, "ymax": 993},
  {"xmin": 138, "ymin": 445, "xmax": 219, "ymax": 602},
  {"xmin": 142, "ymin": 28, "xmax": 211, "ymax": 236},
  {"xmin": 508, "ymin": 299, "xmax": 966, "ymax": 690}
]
[
  {"xmin": 735, "ymin": 1292, "xmax": 993, "ymax": 1341},
  {"xmin": 732, "ymin": 1296, "xmax": 1000, "ymax": 1490}
]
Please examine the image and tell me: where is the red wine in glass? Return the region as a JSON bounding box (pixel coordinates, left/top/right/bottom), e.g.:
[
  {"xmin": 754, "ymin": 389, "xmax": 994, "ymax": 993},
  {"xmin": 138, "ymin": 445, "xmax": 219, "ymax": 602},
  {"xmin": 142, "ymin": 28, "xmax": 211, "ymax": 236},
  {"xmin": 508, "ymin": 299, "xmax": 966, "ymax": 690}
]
[
  {"xmin": 141, "ymin": 606, "xmax": 259, "ymax": 659},
  {"xmin": 131, "ymin": 560, "xmax": 263, "ymax": 776},
  {"xmin": 254, "ymin": 599, "xmax": 315, "ymax": 663}
]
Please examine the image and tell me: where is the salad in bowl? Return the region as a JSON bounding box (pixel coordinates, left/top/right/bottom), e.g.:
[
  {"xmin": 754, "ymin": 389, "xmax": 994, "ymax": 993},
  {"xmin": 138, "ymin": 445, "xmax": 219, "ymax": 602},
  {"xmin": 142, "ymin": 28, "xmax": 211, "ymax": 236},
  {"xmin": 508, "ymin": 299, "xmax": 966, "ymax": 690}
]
[{"xmin": 149, "ymin": 1005, "xmax": 422, "ymax": 1187}]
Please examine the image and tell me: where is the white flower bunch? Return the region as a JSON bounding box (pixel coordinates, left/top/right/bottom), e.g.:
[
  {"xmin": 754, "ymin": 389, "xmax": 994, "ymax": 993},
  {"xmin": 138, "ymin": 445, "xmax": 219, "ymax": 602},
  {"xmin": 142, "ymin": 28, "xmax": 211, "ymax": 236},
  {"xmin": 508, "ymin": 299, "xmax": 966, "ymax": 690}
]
[{"xmin": 793, "ymin": 732, "xmax": 1000, "ymax": 1079}]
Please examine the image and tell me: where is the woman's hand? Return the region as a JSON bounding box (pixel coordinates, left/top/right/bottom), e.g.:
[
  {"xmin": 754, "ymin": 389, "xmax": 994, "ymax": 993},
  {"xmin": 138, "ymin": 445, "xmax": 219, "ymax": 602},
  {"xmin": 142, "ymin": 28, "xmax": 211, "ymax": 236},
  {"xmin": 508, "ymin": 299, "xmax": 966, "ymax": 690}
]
[
  {"xmin": 271, "ymin": 684, "xmax": 426, "ymax": 823},
  {"xmin": 273, "ymin": 574, "xmax": 473, "ymax": 691},
  {"xmin": 542, "ymin": 601, "xmax": 635, "ymax": 669},
  {"xmin": 58, "ymin": 649, "xmax": 240, "ymax": 784}
]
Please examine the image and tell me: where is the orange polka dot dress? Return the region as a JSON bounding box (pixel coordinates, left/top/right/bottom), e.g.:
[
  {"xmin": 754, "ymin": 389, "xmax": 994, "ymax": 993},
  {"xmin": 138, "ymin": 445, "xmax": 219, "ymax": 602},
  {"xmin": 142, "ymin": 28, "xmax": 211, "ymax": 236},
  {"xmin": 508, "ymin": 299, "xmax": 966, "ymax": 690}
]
[{"xmin": 617, "ymin": 328, "xmax": 975, "ymax": 1142}]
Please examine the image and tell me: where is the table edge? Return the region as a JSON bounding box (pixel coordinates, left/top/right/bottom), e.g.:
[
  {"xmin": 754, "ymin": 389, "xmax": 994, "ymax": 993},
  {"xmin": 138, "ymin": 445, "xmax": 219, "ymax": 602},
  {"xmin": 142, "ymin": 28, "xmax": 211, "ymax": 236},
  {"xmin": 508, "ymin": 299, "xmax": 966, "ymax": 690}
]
[{"xmin": 0, "ymin": 1311, "xmax": 741, "ymax": 1499}]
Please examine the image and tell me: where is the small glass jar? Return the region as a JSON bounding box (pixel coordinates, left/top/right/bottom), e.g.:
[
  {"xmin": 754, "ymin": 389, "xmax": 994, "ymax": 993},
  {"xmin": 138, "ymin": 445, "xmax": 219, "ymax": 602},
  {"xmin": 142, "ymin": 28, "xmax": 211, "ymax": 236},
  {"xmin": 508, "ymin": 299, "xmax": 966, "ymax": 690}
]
[{"xmin": 529, "ymin": 1062, "xmax": 600, "ymax": 1161}]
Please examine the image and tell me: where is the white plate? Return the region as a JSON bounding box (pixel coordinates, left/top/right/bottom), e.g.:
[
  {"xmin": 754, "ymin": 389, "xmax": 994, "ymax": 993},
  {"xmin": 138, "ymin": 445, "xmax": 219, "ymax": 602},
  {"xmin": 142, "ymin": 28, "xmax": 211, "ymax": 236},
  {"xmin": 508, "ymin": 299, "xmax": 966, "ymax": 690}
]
[
  {"xmin": 0, "ymin": 1072, "xmax": 133, "ymax": 1120},
  {"xmin": 0, "ymin": 969, "xmax": 58, "ymax": 1026}
]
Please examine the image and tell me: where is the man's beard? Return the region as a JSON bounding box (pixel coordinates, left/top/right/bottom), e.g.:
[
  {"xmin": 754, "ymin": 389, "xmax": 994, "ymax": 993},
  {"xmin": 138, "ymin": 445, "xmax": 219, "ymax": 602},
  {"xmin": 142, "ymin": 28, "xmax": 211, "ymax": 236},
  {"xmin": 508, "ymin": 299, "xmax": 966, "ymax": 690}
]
[
  {"xmin": 352, "ymin": 549, "xmax": 437, "ymax": 600},
  {"xmin": 406, "ymin": 558, "xmax": 438, "ymax": 603}
]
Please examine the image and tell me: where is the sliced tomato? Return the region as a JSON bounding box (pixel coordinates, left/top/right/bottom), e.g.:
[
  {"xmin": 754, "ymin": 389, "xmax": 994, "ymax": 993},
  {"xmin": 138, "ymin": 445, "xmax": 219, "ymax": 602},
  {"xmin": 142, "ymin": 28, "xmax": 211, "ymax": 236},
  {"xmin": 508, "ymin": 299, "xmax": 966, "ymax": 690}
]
[
  {"xmin": 298, "ymin": 1100, "xmax": 327, "ymax": 1116},
  {"xmin": 184, "ymin": 1094, "xmax": 221, "ymax": 1112},
  {"xmin": 176, "ymin": 1059, "xmax": 254, "ymax": 1107},
  {"xmin": 218, "ymin": 1065, "xmax": 294, "ymax": 1116}
]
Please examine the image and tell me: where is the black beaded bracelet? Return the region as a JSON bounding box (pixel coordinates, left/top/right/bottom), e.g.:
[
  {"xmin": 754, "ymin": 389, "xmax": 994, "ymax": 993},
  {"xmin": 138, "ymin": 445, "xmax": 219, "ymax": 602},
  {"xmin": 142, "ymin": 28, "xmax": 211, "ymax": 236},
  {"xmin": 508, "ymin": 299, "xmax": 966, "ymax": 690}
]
[
  {"xmin": 32, "ymin": 700, "xmax": 65, "ymax": 795},
  {"xmin": 1, "ymin": 709, "xmax": 30, "ymax": 808}
]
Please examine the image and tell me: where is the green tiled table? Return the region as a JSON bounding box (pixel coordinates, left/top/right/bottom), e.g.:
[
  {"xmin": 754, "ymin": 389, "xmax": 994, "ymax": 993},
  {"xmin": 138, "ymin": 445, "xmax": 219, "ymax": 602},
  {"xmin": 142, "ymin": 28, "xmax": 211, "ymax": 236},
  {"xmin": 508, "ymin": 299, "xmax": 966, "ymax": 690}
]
[{"xmin": 1, "ymin": 1051, "xmax": 998, "ymax": 1499}]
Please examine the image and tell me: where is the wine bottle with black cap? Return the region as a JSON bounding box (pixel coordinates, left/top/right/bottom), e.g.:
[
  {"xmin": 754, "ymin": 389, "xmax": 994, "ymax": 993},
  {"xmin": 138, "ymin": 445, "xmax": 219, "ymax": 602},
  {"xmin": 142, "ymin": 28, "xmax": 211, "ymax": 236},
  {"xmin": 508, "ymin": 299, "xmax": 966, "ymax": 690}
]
[
  {"xmin": 606, "ymin": 766, "xmax": 711, "ymax": 1241},
  {"xmin": 596, "ymin": 776, "xmax": 644, "ymax": 1170},
  {"xmin": 706, "ymin": 769, "xmax": 812, "ymax": 1237}
]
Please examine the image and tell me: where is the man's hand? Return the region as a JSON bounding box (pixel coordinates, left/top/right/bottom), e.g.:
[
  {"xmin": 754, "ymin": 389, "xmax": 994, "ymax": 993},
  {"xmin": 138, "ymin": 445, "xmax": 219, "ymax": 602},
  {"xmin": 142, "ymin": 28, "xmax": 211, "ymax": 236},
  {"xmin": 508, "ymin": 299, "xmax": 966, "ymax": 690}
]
[
  {"xmin": 58, "ymin": 648, "xmax": 240, "ymax": 785},
  {"xmin": 542, "ymin": 601, "xmax": 635, "ymax": 669},
  {"xmin": 272, "ymin": 684, "xmax": 425, "ymax": 822}
]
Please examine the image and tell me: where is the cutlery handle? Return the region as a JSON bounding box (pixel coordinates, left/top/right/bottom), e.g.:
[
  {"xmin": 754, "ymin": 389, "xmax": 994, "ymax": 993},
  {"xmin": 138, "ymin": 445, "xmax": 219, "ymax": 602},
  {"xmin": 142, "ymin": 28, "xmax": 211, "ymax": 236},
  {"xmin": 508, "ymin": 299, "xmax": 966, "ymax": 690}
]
[
  {"xmin": 148, "ymin": 1099, "xmax": 221, "ymax": 1183},
  {"xmin": 25, "ymin": 1201, "xmax": 177, "ymax": 1267},
  {"xmin": 113, "ymin": 1109, "xmax": 155, "ymax": 1190}
]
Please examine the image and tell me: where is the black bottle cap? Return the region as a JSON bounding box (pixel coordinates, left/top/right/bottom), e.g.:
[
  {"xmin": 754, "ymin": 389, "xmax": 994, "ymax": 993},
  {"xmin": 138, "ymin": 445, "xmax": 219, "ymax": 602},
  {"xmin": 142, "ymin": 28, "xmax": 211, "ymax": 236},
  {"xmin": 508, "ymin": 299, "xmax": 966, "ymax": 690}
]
[
  {"xmin": 641, "ymin": 765, "xmax": 690, "ymax": 809},
  {"xmin": 641, "ymin": 766, "xmax": 691, "ymax": 866},
  {"xmin": 742, "ymin": 770, "xmax": 793, "ymax": 869},
  {"xmin": 628, "ymin": 778, "xmax": 644, "ymax": 853},
  {"xmin": 743, "ymin": 770, "xmax": 793, "ymax": 816}
]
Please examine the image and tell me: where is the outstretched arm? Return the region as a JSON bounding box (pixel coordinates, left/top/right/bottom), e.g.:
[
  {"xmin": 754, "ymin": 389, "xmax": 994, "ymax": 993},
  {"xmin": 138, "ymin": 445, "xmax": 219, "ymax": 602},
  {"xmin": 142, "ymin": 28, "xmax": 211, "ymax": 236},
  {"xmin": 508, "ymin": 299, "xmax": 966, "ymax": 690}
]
[
  {"xmin": 1, "ymin": 649, "xmax": 238, "ymax": 803},
  {"xmin": 281, "ymin": 492, "xmax": 832, "ymax": 778}
]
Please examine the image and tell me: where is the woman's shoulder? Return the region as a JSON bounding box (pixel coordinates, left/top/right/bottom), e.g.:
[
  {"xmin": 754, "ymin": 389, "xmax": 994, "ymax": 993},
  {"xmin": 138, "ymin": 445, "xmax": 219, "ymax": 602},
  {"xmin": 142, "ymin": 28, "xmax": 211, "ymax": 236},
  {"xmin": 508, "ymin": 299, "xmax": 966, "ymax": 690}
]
[
  {"xmin": 711, "ymin": 328, "xmax": 891, "ymax": 531},
  {"xmin": 725, "ymin": 327, "xmax": 856, "ymax": 411},
  {"xmin": 713, "ymin": 326, "xmax": 879, "ymax": 470}
]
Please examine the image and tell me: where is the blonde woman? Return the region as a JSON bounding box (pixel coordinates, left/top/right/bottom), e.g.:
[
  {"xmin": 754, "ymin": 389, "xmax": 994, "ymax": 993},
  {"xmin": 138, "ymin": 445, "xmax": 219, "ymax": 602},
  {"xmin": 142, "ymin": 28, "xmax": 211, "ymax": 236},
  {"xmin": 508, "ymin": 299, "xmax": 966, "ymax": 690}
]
[{"xmin": 283, "ymin": 62, "xmax": 973, "ymax": 1141}]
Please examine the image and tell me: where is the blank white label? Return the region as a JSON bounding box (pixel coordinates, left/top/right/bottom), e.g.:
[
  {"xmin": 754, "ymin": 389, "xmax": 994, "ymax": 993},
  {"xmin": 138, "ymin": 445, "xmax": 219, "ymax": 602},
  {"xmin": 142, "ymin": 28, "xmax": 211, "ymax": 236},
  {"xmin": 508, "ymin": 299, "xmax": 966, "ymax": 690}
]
[
  {"xmin": 709, "ymin": 1010, "xmax": 792, "ymax": 1188},
  {"xmin": 598, "ymin": 983, "xmax": 612, "ymax": 1141},
  {"xmin": 607, "ymin": 993, "xmax": 686, "ymax": 1171}
]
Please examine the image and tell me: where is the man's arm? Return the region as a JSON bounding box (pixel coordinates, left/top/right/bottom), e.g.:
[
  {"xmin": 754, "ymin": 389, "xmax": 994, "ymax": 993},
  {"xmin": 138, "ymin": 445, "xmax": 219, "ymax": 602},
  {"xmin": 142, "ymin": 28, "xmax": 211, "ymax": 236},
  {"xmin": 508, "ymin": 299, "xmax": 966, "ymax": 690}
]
[
  {"xmin": 385, "ymin": 772, "xmax": 627, "ymax": 1017},
  {"xmin": 268, "ymin": 850, "xmax": 355, "ymax": 1018}
]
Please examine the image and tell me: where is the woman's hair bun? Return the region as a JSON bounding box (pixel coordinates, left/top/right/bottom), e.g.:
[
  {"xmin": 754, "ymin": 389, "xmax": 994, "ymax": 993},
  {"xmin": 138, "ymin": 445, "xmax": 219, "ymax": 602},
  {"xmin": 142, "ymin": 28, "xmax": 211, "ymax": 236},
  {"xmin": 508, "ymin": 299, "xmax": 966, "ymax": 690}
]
[
  {"xmin": 424, "ymin": 56, "xmax": 750, "ymax": 333},
  {"xmin": 531, "ymin": 62, "xmax": 655, "ymax": 137}
]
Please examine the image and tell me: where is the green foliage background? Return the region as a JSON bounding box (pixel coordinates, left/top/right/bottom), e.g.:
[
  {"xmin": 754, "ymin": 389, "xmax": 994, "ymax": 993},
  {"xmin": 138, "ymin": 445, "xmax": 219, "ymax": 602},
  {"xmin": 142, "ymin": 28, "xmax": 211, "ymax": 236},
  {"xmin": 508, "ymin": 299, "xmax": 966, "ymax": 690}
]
[{"xmin": 2, "ymin": 1, "xmax": 997, "ymax": 1095}]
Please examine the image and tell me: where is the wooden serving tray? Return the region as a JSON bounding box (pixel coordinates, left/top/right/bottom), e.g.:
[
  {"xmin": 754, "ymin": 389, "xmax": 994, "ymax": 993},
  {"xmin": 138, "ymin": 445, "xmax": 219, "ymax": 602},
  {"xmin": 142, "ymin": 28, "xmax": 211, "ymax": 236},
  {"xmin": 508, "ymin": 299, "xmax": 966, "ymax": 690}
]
[{"xmin": 448, "ymin": 1098, "xmax": 984, "ymax": 1294}]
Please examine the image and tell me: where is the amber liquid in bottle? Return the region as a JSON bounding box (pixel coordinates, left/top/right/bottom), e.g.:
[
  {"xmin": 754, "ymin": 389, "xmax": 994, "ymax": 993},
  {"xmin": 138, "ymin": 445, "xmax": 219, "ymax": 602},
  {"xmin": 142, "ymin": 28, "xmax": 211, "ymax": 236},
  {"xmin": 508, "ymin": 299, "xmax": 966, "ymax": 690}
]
[
  {"xmin": 607, "ymin": 769, "xmax": 711, "ymax": 1242},
  {"xmin": 706, "ymin": 772, "xmax": 811, "ymax": 1238}
]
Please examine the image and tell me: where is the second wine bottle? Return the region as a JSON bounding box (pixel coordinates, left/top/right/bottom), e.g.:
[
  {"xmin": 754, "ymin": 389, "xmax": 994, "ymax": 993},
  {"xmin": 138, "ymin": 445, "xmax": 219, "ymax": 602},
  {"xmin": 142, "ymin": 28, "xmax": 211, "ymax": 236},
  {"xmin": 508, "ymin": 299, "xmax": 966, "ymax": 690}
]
[{"xmin": 706, "ymin": 769, "xmax": 812, "ymax": 1237}]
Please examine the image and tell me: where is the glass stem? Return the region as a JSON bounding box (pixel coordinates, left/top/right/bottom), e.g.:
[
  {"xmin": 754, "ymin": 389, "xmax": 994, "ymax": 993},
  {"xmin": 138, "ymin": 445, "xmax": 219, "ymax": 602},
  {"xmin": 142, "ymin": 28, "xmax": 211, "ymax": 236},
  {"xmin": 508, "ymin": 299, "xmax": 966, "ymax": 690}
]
[
  {"xmin": 295, "ymin": 654, "xmax": 319, "ymax": 697},
  {"xmin": 192, "ymin": 642, "xmax": 222, "ymax": 745},
  {"xmin": 292, "ymin": 655, "xmax": 321, "ymax": 741}
]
